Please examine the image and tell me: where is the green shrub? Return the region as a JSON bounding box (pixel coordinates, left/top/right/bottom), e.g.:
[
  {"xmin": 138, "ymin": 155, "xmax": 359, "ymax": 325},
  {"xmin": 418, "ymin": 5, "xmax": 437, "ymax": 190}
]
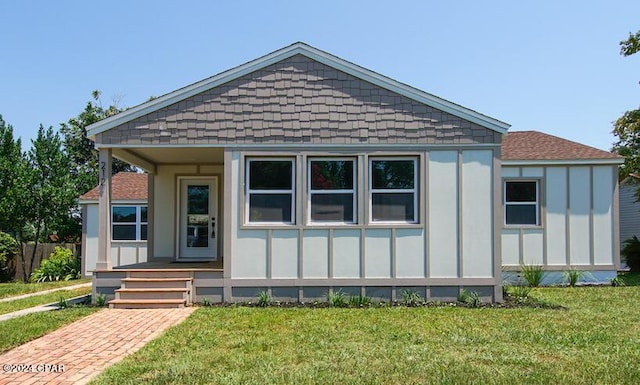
[
  {"xmin": 621, "ymin": 236, "xmax": 640, "ymax": 272},
  {"xmin": 459, "ymin": 289, "xmax": 482, "ymax": 307},
  {"xmin": 401, "ymin": 289, "xmax": 423, "ymax": 307},
  {"xmin": 348, "ymin": 294, "xmax": 372, "ymax": 307},
  {"xmin": 521, "ymin": 264, "xmax": 546, "ymax": 287},
  {"xmin": 327, "ymin": 290, "xmax": 346, "ymax": 307},
  {"xmin": 94, "ymin": 293, "xmax": 107, "ymax": 307},
  {"xmin": 564, "ymin": 269, "xmax": 583, "ymax": 287},
  {"xmin": 504, "ymin": 285, "xmax": 531, "ymax": 303},
  {"xmin": 30, "ymin": 246, "xmax": 80, "ymax": 283},
  {"xmin": 610, "ymin": 276, "xmax": 626, "ymax": 287},
  {"xmin": 257, "ymin": 290, "xmax": 271, "ymax": 307},
  {"xmin": 0, "ymin": 232, "xmax": 18, "ymax": 282}
]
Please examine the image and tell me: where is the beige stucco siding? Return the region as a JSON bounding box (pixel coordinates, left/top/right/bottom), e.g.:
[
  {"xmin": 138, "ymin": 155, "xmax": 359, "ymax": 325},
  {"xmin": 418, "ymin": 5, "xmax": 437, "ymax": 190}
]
[{"xmin": 98, "ymin": 55, "xmax": 500, "ymax": 146}]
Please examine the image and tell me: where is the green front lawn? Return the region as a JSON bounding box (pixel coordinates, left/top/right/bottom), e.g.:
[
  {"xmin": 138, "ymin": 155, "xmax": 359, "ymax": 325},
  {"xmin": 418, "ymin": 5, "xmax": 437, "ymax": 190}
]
[
  {"xmin": 0, "ymin": 287, "xmax": 92, "ymax": 315},
  {"xmin": 93, "ymin": 279, "xmax": 640, "ymax": 385},
  {"xmin": 0, "ymin": 279, "xmax": 90, "ymax": 299},
  {"xmin": 0, "ymin": 307, "xmax": 100, "ymax": 353}
]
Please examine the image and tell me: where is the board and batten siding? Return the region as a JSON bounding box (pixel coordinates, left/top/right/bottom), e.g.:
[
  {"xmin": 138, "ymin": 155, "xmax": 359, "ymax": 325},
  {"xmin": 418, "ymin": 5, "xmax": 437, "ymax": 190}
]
[
  {"xmin": 619, "ymin": 181, "xmax": 640, "ymax": 245},
  {"xmin": 82, "ymin": 203, "xmax": 147, "ymax": 277},
  {"xmin": 500, "ymin": 165, "xmax": 617, "ymax": 269},
  {"xmin": 229, "ymin": 149, "xmax": 495, "ymax": 282}
]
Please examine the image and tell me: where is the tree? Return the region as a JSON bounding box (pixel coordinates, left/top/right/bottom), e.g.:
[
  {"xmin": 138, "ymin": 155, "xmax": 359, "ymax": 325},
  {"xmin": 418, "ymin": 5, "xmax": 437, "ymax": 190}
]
[
  {"xmin": 612, "ymin": 31, "xmax": 640, "ymax": 180},
  {"xmin": 23, "ymin": 126, "xmax": 78, "ymax": 280},
  {"xmin": 0, "ymin": 115, "xmax": 29, "ymax": 234},
  {"xmin": 60, "ymin": 91, "xmax": 134, "ymax": 196}
]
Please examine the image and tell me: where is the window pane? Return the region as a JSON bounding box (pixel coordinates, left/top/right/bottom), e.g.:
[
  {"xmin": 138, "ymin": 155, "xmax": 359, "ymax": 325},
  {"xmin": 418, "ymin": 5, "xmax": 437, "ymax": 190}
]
[
  {"xmin": 141, "ymin": 207, "xmax": 148, "ymax": 222},
  {"xmin": 506, "ymin": 182, "xmax": 536, "ymax": 202},
  {"xmin": 188, "ymin": 186, "xmax": 209, "ymax": 215},
  {"xmin": 113, "ymin": 224, "xmax": 136, "ymax": 240},
  {"xmin": 310, "ymin": 193, "xmax": 354, "ymax": 222},
  {"xmin": 310, "ymin": 161, "xmax": 353, "ymax": 190},
  {"xmin": 249, "ymin": 194, "xmax": 292, "ymax": 222},
  {"xmin": 372, "ymin": 193, "xmax": 415, "ymax": 222},
  {"xmin": 249, "ymin": 161, "xmax": 292, "ymax": 190},
  {"xmin": 112, "ymin": 207, "xmax": 136, "ymax": 223},
  {"xmin": 141, "ymin": 224, "xmax": 148, "ymax": 240},
  {"xmin": 372, "ymin": 160, "xmax": 415, "ymax": 189},
  {"xmin": 506, "ymin": 205, "xmax": 537, "ymax": 225}
]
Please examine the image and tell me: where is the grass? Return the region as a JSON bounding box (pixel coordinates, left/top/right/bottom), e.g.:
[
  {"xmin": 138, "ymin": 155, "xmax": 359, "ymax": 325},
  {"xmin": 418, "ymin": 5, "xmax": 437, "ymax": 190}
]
[
  {"xmin": 0, "ymin": 287, "xmax": 91, "ymax": 315},
  {"xmin": 0, "ymin": 307, "xmax": 99, "ymax": 353},
  {"xmin": 0, "ymin": 279, "xmax": 90, "ymax": 299},
  {"xmin": 92, "ymin": 277, "xmax": 640, "ymax": 385}
]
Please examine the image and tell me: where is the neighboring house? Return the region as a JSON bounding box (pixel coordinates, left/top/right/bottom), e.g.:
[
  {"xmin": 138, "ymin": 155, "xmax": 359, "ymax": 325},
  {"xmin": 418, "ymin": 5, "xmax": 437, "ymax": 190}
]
[
  {"xmin": 84, "ymin": 42, "xmax": 623, "ymax": 307},
  {"xmin": 619, "ymin": 176, "xmax": 640, "ymax": 265},
  {"xmin": 79, "ymin": 172, "xmax": 148, "ymax": 277}
]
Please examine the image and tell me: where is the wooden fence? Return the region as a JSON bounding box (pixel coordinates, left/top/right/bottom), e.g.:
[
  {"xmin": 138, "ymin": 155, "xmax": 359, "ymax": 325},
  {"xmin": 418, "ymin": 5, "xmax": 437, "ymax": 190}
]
[{"xmin": 7, "ymin": 243, "xmax": 79, "ymax": 282}]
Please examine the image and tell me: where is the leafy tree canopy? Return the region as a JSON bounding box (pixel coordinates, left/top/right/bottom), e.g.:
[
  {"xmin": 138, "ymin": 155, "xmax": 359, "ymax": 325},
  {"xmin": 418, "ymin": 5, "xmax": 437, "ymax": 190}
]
[
  {"xmin": 612, "ymin": 31, "xmax": 640, "ymax": 180},
  {"xmin": 60, "ymin": 90, "xmax": 135, "ymax": 195}
]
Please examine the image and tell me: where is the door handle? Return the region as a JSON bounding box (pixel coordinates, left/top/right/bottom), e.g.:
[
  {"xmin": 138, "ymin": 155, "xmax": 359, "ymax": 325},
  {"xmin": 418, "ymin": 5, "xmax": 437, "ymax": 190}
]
[{"xmin": 211, "ymin": 217, "xmax": 216, "ymax": 238}]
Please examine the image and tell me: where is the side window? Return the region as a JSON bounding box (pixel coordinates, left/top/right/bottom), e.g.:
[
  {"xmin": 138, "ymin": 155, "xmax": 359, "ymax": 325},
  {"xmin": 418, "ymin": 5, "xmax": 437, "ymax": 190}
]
[
  {"xmin": 370, "ymin": 158, "xmax": 418, "ymax": 223},
  {"xmin": 112, "ymin": 206, "xmax": 147, "ymax": 241},
  {"xmin": 246, "ymin": 159, "xmax": 295, "ymax": 224},
  {"xmin": 308, "ymin": 159, "xmax": 356, "ymax": 223},
  {"xmin": 504, "ymin": 180, "xmax": 539, "ymax": 225}
]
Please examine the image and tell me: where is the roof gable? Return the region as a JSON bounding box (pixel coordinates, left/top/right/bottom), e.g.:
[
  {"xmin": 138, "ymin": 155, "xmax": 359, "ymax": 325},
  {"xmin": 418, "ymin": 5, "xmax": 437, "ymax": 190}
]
[
  {"xmin": 79, "ymin": 172, "xmax": 147, "ymax": 201},
  {"xmin": 87, "ymin": 42, "xmax": 509, "ymax": 139}
]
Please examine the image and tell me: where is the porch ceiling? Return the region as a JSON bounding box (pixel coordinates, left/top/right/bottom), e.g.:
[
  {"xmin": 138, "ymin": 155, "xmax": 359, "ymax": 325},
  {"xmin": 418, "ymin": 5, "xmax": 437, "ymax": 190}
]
[{"xmin": 113, "ymin": 147, "xmax": 224, "ymax": 169}]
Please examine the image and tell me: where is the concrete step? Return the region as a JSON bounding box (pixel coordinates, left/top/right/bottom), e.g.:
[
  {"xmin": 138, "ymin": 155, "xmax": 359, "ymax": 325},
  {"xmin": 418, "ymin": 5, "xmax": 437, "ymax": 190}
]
[
  {"xmin": 108, "ymin": 299, "xmax": 187, "ymax": 309},
  {"xmin": 115, "ymin": 288, "xmax": 189, "ymax": 301},
  {"xmin": 121, "ymin": 278, "xmax": 193, "ymax": 289}
]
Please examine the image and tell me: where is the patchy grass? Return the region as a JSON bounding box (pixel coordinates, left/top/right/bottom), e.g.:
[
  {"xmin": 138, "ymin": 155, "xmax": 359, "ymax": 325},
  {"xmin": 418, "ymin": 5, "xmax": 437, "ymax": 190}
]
[
  {"xmin": 0, "ymin": 287, "xmax": 91, "ymax": 315},
  {"xmin": 93, "ymin": 285, "xmax": 640, "ymax": 385},
  {"xmin": 0, "ymin": 307, "xmax": 99, "ymax": 353},
  {"xmin": 0, "ymin": 279, "xmax": 90, "ymax": 299}
]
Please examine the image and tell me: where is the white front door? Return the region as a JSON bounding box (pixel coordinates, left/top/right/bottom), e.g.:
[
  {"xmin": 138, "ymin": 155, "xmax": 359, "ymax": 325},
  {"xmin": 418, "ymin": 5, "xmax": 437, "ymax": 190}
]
[{"xmin": 178, "ymin": 177, "xmax": 218, "ymax": 260}]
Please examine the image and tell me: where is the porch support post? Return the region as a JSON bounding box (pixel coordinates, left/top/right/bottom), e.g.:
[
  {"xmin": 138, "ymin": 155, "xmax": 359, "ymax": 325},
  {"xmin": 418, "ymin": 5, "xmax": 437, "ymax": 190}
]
[{"xmin": 96, "ymin": 148, "xmax": 113, "ymax": 270}]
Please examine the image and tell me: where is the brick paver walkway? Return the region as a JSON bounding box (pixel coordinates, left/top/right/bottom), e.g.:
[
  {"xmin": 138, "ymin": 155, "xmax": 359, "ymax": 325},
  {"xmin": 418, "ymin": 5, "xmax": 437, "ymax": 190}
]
[{"xmin": 0, "ymin": 307, "xmax": 195, "ymax": 385}]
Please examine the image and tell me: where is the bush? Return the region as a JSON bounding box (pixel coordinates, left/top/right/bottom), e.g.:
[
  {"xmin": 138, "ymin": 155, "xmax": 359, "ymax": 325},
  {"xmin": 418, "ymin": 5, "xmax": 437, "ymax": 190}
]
[
  {"xmin": 459, "ymin": 289, "xmax": 482, "ymax": 307},
  {"xmin": 621, "ymin": 236, "xmax": 640, "ymax": 272},
  {"xmin": 30, "ymin": 246, "xmax": 80, "ymax": 282},
  {"xmin": 327, "ymin": 290, "xmax": 346, "ymax": 307},
  {"xmin": 521, "ymin": 264, "xmax": 546, "ymax": 287},
  {"xmin": 401, "ymin": 289, "xmax": 424, "ymax": 307},
  {"xmin": 0, "ymin": 232, "xmax": 18, "ymax": 282}
]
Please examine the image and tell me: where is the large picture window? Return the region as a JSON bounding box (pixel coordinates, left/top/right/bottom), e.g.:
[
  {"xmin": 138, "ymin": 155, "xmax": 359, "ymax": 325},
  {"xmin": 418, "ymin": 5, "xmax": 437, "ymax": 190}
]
[
  {"xmin": 246, "ymin": 159, "xmax": 295, "ymax": 224},
  {"xmin": 504, "ymin": 180, "xmax": 539, "ymax": 226},
  {"xmin": 112, "ymin": 206, "xmax": 147, "ymax": 241},
  {"xmin": 370, "ymin": 158, "xmax": 418, "ymax": 223},
  {"xmin": 308, "ymin": 159, "xmax": 356, "ymax": 223}
]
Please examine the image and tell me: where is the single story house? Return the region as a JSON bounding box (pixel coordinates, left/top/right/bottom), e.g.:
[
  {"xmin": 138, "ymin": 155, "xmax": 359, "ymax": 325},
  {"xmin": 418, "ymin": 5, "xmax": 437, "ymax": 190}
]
[{"xmin": 85, "ymin": 42, "xmax": 623, "ymax": 308}]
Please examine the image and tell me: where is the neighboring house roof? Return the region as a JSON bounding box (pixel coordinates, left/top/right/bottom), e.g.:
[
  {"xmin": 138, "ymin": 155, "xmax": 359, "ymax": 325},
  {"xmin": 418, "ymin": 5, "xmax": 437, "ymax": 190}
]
[
  {"xmin": 502, "ymin": 131, "xmax": 623, "ymax": 164},
  {"xmin": 79, "ymin": 172, "xmax": 147, "ymax": 201},
  {"xmin": 87, "ymin": 42, "xmax": 510, "ymax": 139}
]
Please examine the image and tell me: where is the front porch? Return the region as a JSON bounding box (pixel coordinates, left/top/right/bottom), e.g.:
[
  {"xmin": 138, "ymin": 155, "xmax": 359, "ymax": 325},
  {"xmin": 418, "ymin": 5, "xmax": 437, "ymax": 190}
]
[{"xmin": 94, "ymin": 259, "xmax": 224, "ymax": 308}]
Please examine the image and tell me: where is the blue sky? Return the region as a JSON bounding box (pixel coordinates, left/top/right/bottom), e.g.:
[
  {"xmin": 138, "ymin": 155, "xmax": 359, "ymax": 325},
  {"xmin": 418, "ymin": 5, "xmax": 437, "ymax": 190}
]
[{"xmin": 1, "ymin": 0, "xmax": 639, "ymax": 151}]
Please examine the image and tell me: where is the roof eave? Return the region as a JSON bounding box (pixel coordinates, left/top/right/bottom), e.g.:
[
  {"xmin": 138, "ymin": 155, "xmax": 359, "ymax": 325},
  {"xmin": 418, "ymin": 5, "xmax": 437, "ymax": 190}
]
[
  {"xmin": 502, "ymin": 158, "xmax": 624, "ymax": 166},
  {"xmin": 87, "ymin": 42, "xmax": 510, "ymax": 139}
]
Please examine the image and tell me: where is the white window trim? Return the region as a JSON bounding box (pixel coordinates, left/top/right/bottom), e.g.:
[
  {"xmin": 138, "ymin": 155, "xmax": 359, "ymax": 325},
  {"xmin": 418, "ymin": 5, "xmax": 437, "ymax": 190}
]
[
  {"xmin": 307, "ymin": 158, "xmax": 357, "ymax": 225},
  {"xmin": 245, "ymin": 158, "xmax": 295, "ymax": 225},
  {"xmin": 368, "ymin": 157, "xmax": 419, "ymax": 224},
  {"xmin": 112, "ymin": 205, "xmax": 147, "ymax": 241},
  {"xmin": 503, "ymin": 179, "xmax": 540, "ymax": 226}
]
